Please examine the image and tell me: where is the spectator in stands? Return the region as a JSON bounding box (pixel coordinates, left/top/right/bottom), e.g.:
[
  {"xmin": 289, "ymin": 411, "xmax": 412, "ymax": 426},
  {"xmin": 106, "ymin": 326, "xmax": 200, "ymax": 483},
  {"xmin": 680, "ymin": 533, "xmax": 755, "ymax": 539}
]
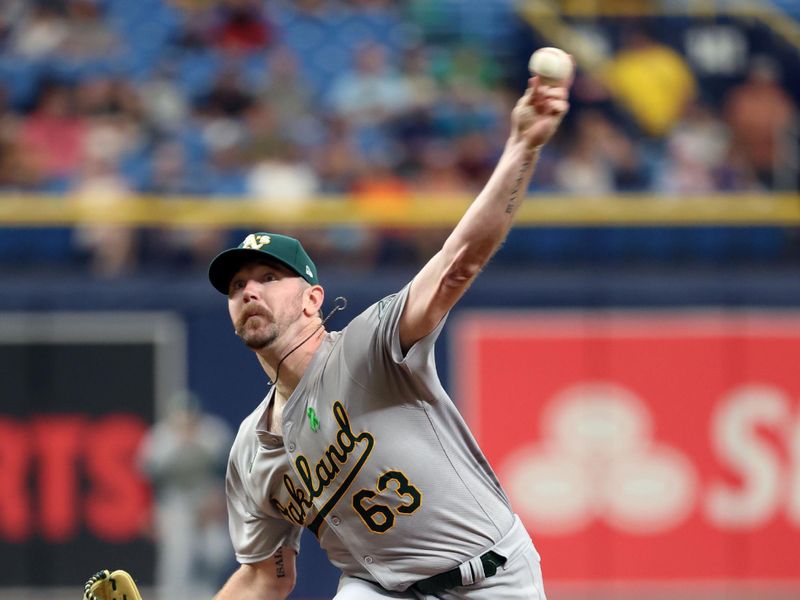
[
  {"xmin": 657, "ymin": 102, "xmax": 732, "ymax": 194},
  {"xmin": 413, "ymin": 139, "xmax": 470, "ymax": 196},
  {"xmin": 76, "ymin": 77, "xmax": 144, "ymax": 165},
  {"xmin": 10, "ymin": 1, "xmax": 68, "ymax": 59},
  {"xmin": 59, "ymin": 0, "xmax": 121, "ymax": 60},
  {"xmin": 445, "ymin": 44, "xmax": 503, "ymax": 92},
  {"xmin": 659, "ymin": 137, "xmax": 716, "ymax": 195},
  {"xmin": 586, "ymin": 111, "xmax": 651, "ymax": 192},
  {"xmin": 255, "ymin": 45, "xmax": 313, "ymax": 126},
  {"xmin": 716, "ymin": 145, "xmax": 763, "ymax": 192},
  {"xmin": 430, "ymin": 75, "xmax": 504, "ymax": 146},
  {"xmin": 396, "ymin": 44, "xmax": 439, "ymax": 112},
  {"xmin": 200, "ymin": 116, "xmax": 248, "ymax": 195},
  {"xmin": 391, "ymin": 44, "xmax": 441, "ymax": 176},
  {"xmin": 137, "ymin": 62, "xmax": 191, "ymax": 135},
  {"xmin": 723, "ymin": 55, "xmax": 798, "ymax": 190},
  {"xmin": 75, "ymin": 76, "xmax": 141, "ymax": 118},
  {"xmin": 351, "ymin": 152, "xmax": 410, "ymax": 207},
  {"xmin": 71, "ymin": 77, "xmax": 146, "ymax": 208},
  {"xmin": 601, "ymin": 26, "xmax": 697, "ymax": 137},
  {"xmin": 327, "ymin": 41, "xmax": 414, "ymax": 128},
  {"xmin": 241, "ymin": 102, "xmax": 289, "ymax": 163},
  {"xmin": 0, "ymin": 0, "xmax": 26, "ymax": 47},
  {"xmin": 0, "ymin": 117, "xmax": 44, "ymax": 191},
  {"xmin": 19, "ymin": 80, "xmax": 86, "ymax": 184},
  {"xmin": 145, "ymin": 140, "xmax": 204, "ymax": 197},
  {"xmin": 552, "ymin": 110, "xmax": 651, "ymax": 195},
  {"xmin": 172, "ymin": 4, "xmax": 215, "ymax": 50},
  {"xmin": 196, "ymin": 66, "xmax": 255, "ymax": 119},
  {"xmin": 554, "ymin": 126, "xmax": 614, "ymax": 196},
  {"xmin": 311, "ymin": 115, "xmax": 366, "ymax": 194},
  {"xmin": 211, "ymin": 0, "xmax": 272, "ymax": 55},
  {"xmin": 188, "ymin": 65, "xmax": 254, "ymax": 196},
  {"xmin": 454, "ymin": 131, "xmax": 499, "ymax": 192},
  {"xmin": 246, "ymin": 142, "xmax": 319, "ymax": 204}
]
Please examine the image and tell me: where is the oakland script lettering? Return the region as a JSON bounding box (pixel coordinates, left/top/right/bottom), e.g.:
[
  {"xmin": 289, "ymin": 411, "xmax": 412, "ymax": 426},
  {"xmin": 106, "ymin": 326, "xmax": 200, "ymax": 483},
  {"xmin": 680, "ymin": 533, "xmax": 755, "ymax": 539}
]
[{"xmin": 273, "ymin": 401, "xmax": 374, "ymax": 526}]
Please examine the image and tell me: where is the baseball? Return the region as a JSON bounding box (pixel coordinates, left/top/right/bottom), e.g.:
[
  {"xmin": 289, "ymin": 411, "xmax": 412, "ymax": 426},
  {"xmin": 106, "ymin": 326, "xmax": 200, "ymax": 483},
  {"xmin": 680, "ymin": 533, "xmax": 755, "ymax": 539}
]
[{"xmin": 528, "ymin": 47, "xmax": 573, "ymax": 85}]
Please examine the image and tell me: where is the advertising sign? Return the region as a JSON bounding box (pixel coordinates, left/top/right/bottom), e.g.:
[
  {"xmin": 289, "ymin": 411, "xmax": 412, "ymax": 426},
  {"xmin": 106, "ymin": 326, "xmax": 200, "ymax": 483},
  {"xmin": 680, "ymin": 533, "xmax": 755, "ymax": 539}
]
[
  {"xmin": 455, "ymin": 312, "xmax": 800, "ymax": 583},
  {"xmin": 0, "ymin": 313, "xmax": 185, "ymax": 586}
]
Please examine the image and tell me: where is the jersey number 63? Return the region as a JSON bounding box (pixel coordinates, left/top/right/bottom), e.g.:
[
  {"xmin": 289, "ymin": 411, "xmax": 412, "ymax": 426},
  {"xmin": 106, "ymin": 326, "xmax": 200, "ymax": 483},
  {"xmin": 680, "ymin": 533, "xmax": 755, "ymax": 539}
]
[{"xmin": 352, "ymin": 470, "xmax": 422, "ymax": 533}]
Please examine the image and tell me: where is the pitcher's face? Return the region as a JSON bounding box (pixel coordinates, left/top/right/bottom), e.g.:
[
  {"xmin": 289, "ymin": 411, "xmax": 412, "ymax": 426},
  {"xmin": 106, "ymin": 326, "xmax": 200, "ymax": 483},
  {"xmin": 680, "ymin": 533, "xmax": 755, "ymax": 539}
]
[{"xmin": 228, "ymin": 260, "xmax": 306, "ymax": 350}]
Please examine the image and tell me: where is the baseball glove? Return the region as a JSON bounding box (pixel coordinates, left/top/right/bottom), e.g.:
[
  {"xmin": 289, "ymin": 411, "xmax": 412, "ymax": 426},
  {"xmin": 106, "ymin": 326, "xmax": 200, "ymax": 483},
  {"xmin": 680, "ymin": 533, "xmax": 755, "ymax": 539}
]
[{"xmin": 83, "ymin": 569, "xmax": 143, "ymax": 600}]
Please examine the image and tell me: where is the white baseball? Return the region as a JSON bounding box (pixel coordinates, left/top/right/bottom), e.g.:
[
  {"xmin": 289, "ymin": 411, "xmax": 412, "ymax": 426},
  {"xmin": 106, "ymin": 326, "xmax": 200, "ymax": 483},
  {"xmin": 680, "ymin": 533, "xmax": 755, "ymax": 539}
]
[{"xmin": 528, "ymin": 47, "xmax": 573, "ymax": 85}]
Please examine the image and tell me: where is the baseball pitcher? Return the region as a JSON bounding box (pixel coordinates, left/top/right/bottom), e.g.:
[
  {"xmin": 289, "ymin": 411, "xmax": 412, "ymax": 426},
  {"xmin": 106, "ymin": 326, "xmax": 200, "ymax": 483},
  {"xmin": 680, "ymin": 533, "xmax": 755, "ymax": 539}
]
[{"xmin": 85, "ymin": 67, "xmax": 570, "ymax": 600}]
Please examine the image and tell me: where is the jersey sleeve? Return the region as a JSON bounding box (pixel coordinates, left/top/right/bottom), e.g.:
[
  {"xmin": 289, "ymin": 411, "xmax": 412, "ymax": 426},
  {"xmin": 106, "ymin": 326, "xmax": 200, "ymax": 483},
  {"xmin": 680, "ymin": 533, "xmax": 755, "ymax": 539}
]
[
  {"xmin": 342, "ymin": 282, "xmax": 448, "ymax": 382},
  {"xmin": 226, "ymin": 455, "xmax": 302, "ymax": 564}
]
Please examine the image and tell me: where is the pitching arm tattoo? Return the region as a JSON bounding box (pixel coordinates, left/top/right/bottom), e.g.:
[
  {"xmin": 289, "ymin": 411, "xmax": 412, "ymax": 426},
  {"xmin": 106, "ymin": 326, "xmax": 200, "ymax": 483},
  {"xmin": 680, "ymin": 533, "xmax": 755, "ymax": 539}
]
[{"xmin": 506, "ymin": 159, "xmax": 531, "ymax": 214}]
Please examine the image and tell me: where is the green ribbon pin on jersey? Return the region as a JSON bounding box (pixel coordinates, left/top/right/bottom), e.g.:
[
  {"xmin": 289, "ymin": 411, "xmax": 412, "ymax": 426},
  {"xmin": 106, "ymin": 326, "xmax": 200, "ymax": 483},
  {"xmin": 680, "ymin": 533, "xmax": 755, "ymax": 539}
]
[{"xmin": 307, "ymin": 407, "xmax": 320, "ymax": 432}]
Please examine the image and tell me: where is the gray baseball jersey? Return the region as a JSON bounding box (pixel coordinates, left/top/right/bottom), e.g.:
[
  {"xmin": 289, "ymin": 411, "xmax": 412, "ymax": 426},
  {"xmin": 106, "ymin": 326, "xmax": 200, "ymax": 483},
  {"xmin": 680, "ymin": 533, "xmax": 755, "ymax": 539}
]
[{"xmin": 225, "ymin": 283, "xmax": 515, "ymax": 592}]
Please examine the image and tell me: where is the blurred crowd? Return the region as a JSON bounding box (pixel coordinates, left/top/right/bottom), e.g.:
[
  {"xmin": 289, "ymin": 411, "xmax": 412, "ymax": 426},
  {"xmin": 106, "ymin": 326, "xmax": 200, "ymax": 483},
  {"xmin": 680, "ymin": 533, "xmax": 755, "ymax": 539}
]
[{"xmin": 0, "ymin": 0, "xmax": 797, "ymax": 274}]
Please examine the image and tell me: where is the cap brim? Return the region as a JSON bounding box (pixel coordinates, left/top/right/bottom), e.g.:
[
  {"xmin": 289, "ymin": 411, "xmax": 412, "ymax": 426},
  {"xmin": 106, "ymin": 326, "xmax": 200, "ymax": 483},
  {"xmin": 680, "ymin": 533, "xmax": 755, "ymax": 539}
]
[{"xmin": 208, "ymin": 248, "xmax": 298, "ymax": 294}]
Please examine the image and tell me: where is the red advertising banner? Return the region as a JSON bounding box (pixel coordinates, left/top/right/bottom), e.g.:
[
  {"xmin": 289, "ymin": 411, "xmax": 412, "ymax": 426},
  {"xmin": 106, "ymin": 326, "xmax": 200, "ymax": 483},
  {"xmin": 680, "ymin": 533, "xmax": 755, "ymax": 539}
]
[
  {"xmin": 454, "ymin": 312, "xmax": 800, "ymax": 583},
  {"xmin": 0, "ymin": 312, "xmax": 186, "ymax": 586}
]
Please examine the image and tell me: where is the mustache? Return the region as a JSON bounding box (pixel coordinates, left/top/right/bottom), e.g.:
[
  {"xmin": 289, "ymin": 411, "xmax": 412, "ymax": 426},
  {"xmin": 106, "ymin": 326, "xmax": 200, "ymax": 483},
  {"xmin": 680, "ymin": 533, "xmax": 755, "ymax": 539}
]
[{"xmin": 235, "ymin": 305, "xmax": 272, "ymax": 331}]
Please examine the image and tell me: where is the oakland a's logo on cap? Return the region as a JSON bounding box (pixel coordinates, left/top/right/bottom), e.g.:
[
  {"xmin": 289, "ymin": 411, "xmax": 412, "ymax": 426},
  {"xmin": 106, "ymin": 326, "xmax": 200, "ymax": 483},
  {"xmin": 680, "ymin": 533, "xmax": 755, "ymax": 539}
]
[{"xmin": 241, "ymin": 234, "xmax": 271, "ymax": 250}]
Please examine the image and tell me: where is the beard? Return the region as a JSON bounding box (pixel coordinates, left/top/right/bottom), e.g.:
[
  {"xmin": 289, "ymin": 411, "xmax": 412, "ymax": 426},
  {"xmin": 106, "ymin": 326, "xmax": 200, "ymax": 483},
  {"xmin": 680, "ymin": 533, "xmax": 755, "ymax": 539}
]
[
  {"xmin": 234, "ymin": 292, "xmax": 303, "ymax": 350},
  {"xmin": 238, "ymin": 318, "xmax": 278, "ymax": 349},
  {"xmin": 235, "ymin": 307, "xmax": 278, "ymax": 349}
]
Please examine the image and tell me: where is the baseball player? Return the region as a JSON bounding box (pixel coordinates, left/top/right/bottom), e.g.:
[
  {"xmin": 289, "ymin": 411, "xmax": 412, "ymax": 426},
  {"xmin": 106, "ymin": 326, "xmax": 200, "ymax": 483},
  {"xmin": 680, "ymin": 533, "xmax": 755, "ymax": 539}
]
[{"xmin": 205, "ymin": 73, "xmax": 570, "ymax": 600}]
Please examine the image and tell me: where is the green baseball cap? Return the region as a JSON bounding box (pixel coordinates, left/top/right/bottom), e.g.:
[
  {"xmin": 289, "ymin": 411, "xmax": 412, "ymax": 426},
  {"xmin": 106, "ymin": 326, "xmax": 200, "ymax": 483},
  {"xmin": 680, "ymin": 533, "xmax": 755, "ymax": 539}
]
[{"xmin": 208, "ymin": 232, "xmax": 319, "ymax": 294}]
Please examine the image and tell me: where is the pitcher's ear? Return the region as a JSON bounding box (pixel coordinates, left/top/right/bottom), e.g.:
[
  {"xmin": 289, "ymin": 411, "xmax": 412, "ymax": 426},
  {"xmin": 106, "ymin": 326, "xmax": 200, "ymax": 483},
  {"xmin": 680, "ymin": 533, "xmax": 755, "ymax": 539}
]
[{"xmin": 303, "ymin": 284, "xmax": 325, "ymax": 317}]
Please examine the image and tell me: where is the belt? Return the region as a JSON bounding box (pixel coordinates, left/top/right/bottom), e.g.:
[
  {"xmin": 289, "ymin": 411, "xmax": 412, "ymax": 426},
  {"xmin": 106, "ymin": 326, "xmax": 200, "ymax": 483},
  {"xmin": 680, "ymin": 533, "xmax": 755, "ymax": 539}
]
[{"xmin": 412, "ymin": 550, "xmax": 507, "ymax": 595}]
